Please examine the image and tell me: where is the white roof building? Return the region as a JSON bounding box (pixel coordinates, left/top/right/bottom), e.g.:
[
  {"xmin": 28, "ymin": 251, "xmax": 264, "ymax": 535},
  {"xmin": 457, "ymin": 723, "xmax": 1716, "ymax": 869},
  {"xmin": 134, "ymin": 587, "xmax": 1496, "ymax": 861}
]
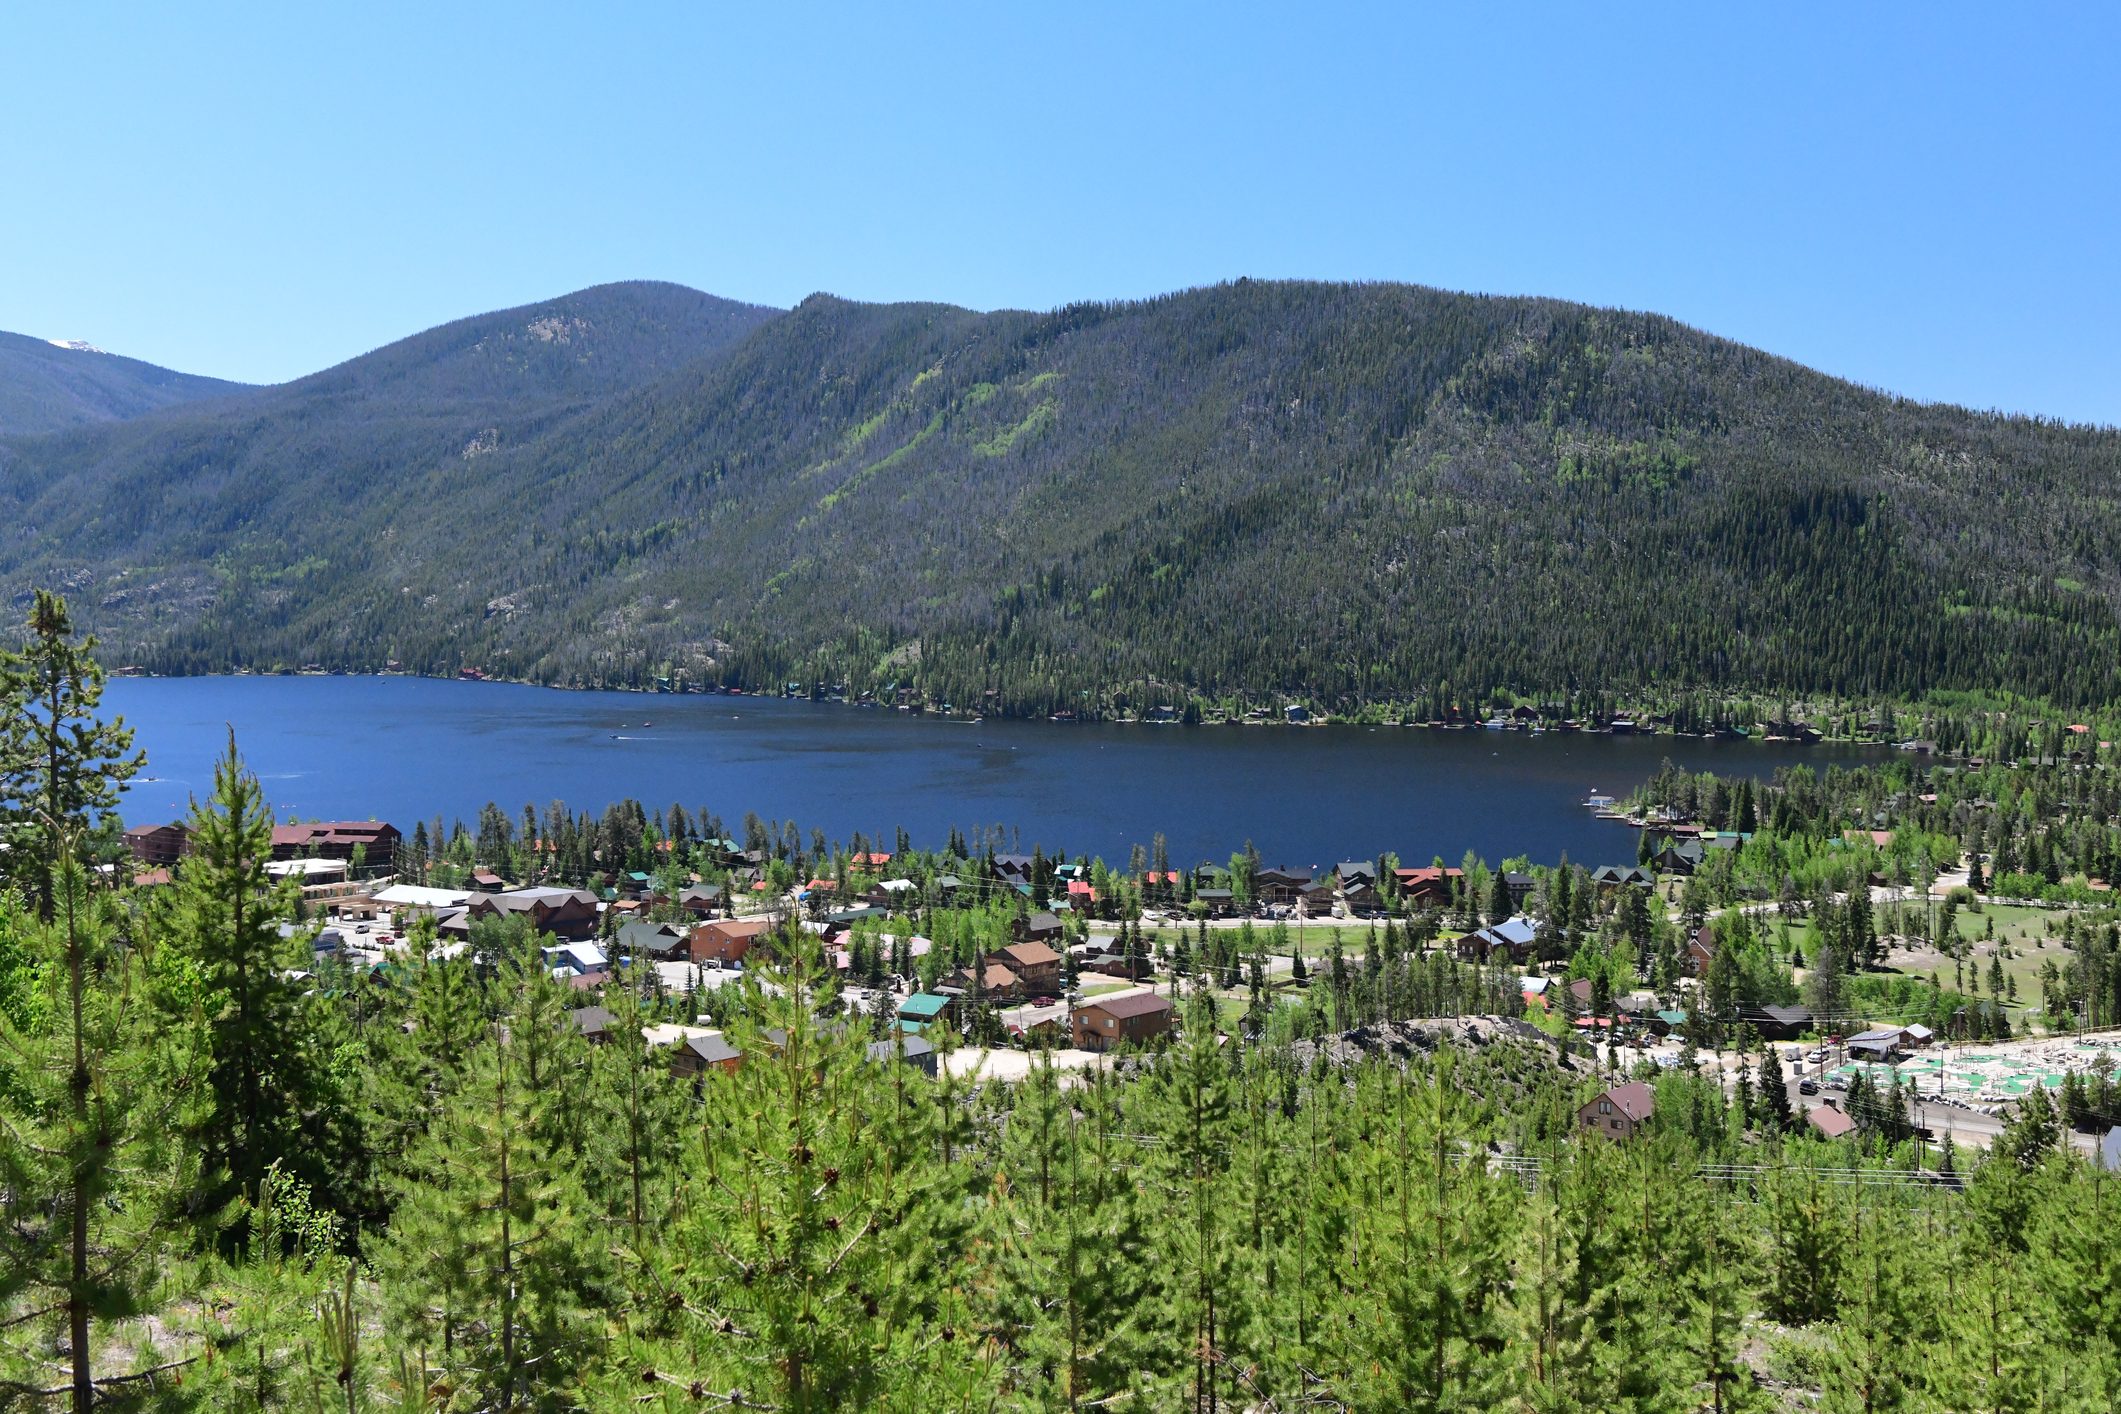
[{"xmin": 374, "ymin": 883, "xmax": 473, "ymax": 910}]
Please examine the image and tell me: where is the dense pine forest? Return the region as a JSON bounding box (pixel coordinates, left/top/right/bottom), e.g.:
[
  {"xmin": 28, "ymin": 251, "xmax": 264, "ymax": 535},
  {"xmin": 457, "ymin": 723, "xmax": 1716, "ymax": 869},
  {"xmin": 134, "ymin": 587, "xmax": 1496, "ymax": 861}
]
[
  {"xmin": 10, "ymin": 607, "xmax": 2121, "ymax": 1408},
  {"xmin": 4, "ymin": 278, "xmax": 2121, "ymax": 715}
]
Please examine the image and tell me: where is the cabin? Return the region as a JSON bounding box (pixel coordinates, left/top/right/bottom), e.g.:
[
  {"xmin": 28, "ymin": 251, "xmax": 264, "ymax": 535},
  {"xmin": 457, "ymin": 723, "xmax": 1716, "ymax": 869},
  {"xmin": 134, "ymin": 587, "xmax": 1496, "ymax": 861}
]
[
  {"xmin": 1394, "ymin": 866, "xmax": 1464, "ymax": 908},
  {"xmin": 690, "ymin": 918, "xmax": 773, "ymax": 967},
  {"xmin": 1590, "ymin": 864, "xmax": 1656, "ymax": 895},
  {"xmin": 995, "ymin": 940, "xmax": 1063, "ymax": 995},
  {"xmin": 866, "ymin": 1033, "xmax": 938, "ymax": 1076},
  {"xmin": 1579, "ymin": 1082, "xmax": 1655, "ymax": 1140},
  {"xmin": 1071, "ymin": 992, "xmax": 1176, "ymax": 1051},
  {"xmin": 677, "ymin": 1031, "xmax": 744, "ymax": 1078},
  {"xmin": 569, "ymin": 1005, "xmax": 616, "ymax": 1045},
  {"xmin": 614, "ymin": 919, "xmax": 688, "ymax": 961},
  {"xmin": 1684, "ymin": 926, "xmax": 1716, "ymax": 978},
  {"xmin": 897, "ymin": 992, "xmax": 955, "ymax": 1032},
  {"xmin": 677, "ymin": 883, "xmax": 726, "ymax": 918},
  {"xmin": 1333, "ymin": 861, "xmax": 1377, "ymax": 891},
  {"xmin": 1457, "ymin": 916, "xmax": 1538, "ymax": 964},
  {"xmin": 1807, "ymin": 1103, "xmax": 1856, "ymax": 1140},
  {"xmin": 1758, "ymin": 1005, "xmax": 1814, "ymax": 1041},
  {"xmin": 1014, "ymin": 911, "xmax": 1065, "ymax": 944},
  {"xmin": 1254, "ymin": 866, "xmax": 1314, "ymax": 904},
  {"xmin": 1653, "ymin": 839, "xmax": 1707, "ymax": 876}
]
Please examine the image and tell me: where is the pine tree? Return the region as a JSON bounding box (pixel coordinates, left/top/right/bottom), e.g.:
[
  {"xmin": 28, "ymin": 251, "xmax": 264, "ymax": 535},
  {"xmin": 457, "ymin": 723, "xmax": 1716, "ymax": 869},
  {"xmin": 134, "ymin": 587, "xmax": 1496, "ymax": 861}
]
[
  {"xmin": 376, "ymin": 952, "xmax": 606, "ymax": 1407},
  {"xmin": 1489, "ymin": 867, "xmax": 1515, "ymax": 925},
  {"xmin": 1759, "ymin": 1047, "xmax": 1792, "ymax": 1131},
  {"xmin": 0, "ymin": 856, "xmax": 211, "ymax": 1411},
  {"xmin": 163, "ymin": 732, "xmax": 329, "ymax": 1215},
  {"xmin": 618, "ymin": 948, "xmax": 994, "ymax": 1411},
  {"xmin": 0, "ymin": 589, "xmax": 144, "ymax": 921}
]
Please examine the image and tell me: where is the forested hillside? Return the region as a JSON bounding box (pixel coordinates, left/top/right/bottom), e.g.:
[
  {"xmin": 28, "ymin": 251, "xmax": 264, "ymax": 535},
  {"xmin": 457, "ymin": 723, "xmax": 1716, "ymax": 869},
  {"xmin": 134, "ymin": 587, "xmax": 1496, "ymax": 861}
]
[
  {"xmin": 0, "ymin": 329, "xmax": 249, "ymax": 436},
  {"xmin": 4, "ymin": 278, "xmax": 2120, "ymax": 711}
]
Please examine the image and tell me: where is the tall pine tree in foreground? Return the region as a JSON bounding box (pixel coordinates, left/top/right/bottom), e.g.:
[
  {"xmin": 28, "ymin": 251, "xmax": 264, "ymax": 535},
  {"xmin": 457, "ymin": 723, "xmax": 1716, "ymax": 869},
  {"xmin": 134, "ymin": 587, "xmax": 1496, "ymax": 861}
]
[
  {"xmin": 163, "ymin": 732, "xmax": 331, "ymax": 1220},
  {"xmin": 0, "ymin": 857, "xmax": 210, "ymax": 1411}
]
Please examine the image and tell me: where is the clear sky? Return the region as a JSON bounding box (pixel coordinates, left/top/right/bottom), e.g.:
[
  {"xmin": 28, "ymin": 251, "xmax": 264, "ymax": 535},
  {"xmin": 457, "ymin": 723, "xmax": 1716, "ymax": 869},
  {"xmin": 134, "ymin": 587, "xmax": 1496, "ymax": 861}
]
[{"xmin": 4, "ymin": 3, "xmax": 2117, "ymax": 423}]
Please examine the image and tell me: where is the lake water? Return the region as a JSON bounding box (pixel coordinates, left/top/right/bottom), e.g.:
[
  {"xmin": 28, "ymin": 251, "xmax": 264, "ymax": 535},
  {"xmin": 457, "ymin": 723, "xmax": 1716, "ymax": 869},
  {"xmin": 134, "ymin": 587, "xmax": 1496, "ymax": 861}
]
[{"xmin": 103, "ymin": 675, "xmax": 1897, "ymax": 870}]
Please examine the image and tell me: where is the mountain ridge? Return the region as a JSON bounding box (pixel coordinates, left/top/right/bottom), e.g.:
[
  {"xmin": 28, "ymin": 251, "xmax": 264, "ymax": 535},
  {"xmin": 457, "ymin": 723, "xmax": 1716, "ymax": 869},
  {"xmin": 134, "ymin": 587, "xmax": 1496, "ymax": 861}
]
[
  {"xmin": 3, "ymin": 276, "xmax": 2118, "ymax": 713},
  {"xmin": 0, "ymin": 328, "xmax": 252, "ymax": 436}
]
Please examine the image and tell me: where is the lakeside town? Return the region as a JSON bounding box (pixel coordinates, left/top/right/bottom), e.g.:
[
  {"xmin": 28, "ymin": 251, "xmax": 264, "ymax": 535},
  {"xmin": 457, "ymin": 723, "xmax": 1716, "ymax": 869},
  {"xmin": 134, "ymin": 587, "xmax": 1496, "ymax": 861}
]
[{"xmin": 113, "ymin": 743, "xmax": 2121, "ymax": 1164}]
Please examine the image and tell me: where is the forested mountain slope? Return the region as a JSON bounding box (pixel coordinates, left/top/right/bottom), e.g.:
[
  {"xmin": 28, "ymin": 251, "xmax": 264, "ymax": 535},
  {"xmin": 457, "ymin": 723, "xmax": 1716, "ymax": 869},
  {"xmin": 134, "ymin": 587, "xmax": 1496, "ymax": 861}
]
[
  {"xmin": 0, "ymin": 329, "xmax": 250, "ymax": 435},
  {"xmin": 3, "ymin": 278, "xmax": 2119, "ymax": 711}
]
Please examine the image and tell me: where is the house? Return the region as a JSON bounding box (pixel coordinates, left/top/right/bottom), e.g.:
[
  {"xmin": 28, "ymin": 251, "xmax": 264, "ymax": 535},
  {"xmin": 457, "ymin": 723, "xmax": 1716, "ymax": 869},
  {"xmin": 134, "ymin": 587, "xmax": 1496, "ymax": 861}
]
[
  {"xmin": 1579, "ymin": 1082, "xmax": 1655, "ymax": 1139},
  {"xmin": 569, "ymin": 1005, "xmax": 616, "ymax": 1044},
  {"xmin": 614, "ymin": 919, "xmax": 689, "ymax": 961},
  {"xmin": 466, "ymin": 887, "xmax": 601, "ymax": 939},
  {"xmin": 1653, "ymin": 839, "xmax": 1707, "ymax": 876},
  {"xmin": 1394, "ymin": 866, "xmax": 1464, "ymax": 907},
  {"xmin": 1520, "ymin": 976, "xmax": 1553, "ymax": 1009},
  {"xmin": 995, "ymin": 940, "xmax": 1063, "ymax": 995},
  {"xmin": 676, "ymin": 1031, "xmax": 743, "ymax": 1078},
  {"xmin": 123, "ymin": 822, "xmax": 190, "ymax": 868},
  {"xmin": 897, "ymin": 992, "xmax": 954, "ymax": 1031},
  {"xmin": 1340, "ymin": 882, "xmax": 1385, "ymax": 917},
  {"xmin": 678, "ymin": 883, "xmax": 726, "ymax": 918},
  {"xmin": 1684, "ymin": 926, "xmax": 1717, "ymax": 978},
  {"xmin": 1902, "ymin": 1024, "xmax": 1935, "ymax": 1049},
  {"xmin": 1758, "ymin": 1005, "xmax": 1814, "ymax": 1040},
  {"xmin": 270, "ymin": 821, "xmax": 401, "ymax": 870},
  {"xmin": 957, "ymin": 960, "xmax": 1025, "ymax": 1002},
  {"xmin": 865, "ymin": 1033, "xmax": 938, "ymax": 1076},
  {"xmin": 1254, "ymin": 866, "xmax": 1313, "ymax": 904},
  {"xmin": 1334, "ymin": 861, "xmax": 1377, "ymax": 892},
  {"xmin": 690, "ymin": 918, "xmax": 773, "ymax": 967},
  {"xmin": 1590, "ymin": 864, "xmax": 1656, "ymax": 894},
  {"xmin": 1457, "ymin": 916, "xmax": 1538, "ymax": 963},
  {"xmin": 467, "ymin": 868, "xmax": 507, "ymax": 892},
  {"xmin": 1807, "ymin": 1104, "xmax": 1856, "ymax": 1139},
  {"xmin": 1562, "ymin": 978, "xmax": 1596, "ymax": 1017},
  {"xmin": 1502, "ymin": 871, "xmax": 1536, "ymax": 910},
  {"xmin": 992, "ymin": 854, "xmax": 1035, "ymax": 884},
  {"xmin": 1072, "ymin": 992, "xmax": 1176, "ymax": 1051},
  {"xmin": 1195, "ymin": 888, "xmax": 1236, "ymax": 917},
  {"xmin": 2099, "ymin": 1128, "xmax": 2121, "ymax": 1172},
  {"xmin": 1014, "ymin": 911, "xmax": 1064, "ymax": 944}
]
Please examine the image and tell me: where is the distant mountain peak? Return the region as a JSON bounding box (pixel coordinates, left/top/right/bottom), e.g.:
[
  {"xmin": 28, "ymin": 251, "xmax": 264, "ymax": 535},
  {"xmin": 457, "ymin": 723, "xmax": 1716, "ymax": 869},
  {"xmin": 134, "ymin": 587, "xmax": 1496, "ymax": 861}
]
[{"xmin": 46, "ymin": 338, "xmax": 108, "ymax": 354}]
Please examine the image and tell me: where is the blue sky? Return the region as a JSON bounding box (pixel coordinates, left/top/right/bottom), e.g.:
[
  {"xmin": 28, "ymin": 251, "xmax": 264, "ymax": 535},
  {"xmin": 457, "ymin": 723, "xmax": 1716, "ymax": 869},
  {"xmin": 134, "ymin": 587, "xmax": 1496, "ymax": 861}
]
[{"xmin": 4, "ymin": 3, "xmax": 2117, "ymax": 422}]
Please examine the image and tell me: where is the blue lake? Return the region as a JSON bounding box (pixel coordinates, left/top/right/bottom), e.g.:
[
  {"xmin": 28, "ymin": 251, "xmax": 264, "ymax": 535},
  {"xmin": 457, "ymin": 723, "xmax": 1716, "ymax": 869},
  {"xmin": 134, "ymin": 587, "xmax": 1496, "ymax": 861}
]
[{"xmin": 104, "ymin": 675, "xmax": 1896, "ymax": 869}]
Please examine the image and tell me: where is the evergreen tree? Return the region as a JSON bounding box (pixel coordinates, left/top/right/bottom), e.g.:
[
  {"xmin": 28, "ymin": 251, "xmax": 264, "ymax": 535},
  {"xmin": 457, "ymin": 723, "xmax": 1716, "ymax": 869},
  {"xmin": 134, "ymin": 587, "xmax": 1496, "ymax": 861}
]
[
  {"xmin": 163, "ymin": 732, "xmax": 329, "ymax": 1216},
  {"xmin": 0, "ymin": 590, "xmax": 144, "ymax": 921},
  {"xmin": 377, "ymin": 953, "xmax": 607, "ymax": 1407},
  {"xmin": 0, "ymin": 858, "xmax": 211, "ymax": 1411}
]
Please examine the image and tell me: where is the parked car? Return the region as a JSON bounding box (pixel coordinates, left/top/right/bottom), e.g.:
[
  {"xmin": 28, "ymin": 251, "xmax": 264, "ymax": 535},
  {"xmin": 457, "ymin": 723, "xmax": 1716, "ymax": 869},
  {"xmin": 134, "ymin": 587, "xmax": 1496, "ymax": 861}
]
[
  {"xmin": 1798, "ymin": 1079, "xmax": 1821, "ymax": 1096},
  {"xmin": 1807, "ymin": 1048, "xmax": 1828, "ymax": 1063}
]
